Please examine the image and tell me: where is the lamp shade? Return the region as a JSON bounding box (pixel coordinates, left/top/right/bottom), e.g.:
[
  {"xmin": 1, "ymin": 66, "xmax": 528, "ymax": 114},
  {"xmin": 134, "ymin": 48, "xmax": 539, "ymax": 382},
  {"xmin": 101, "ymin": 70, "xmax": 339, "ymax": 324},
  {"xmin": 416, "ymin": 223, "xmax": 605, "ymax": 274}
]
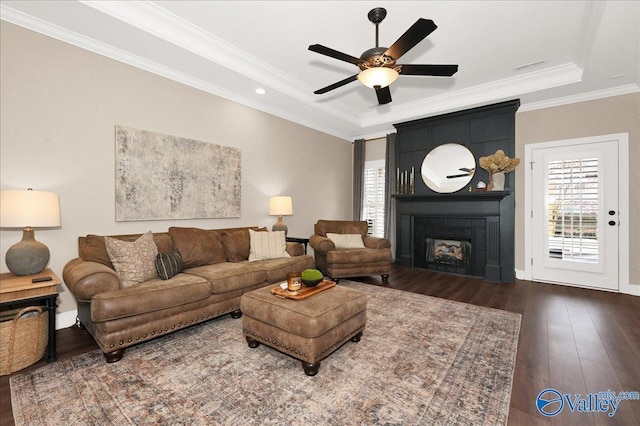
[
  {"xmin": 269, "ymin": 196, "xmax": 293, "ymax": 216},
  {"xmin": 0, "ymin": 189, "xmax": 61, "ymax": 228},
  {"xmin": 357, "ymin": 67, "xmax": 399, "ymax": 89}
]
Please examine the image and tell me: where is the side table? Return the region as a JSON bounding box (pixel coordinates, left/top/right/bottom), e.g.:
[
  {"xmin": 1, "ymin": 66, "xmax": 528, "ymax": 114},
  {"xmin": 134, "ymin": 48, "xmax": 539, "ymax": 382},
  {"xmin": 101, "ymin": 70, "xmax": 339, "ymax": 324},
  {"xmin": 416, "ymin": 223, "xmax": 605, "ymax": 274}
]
[
  {"xmin": 0, "ymin": 268, "xmax": 60, "ymax": 362},
  {"xmin": 286, "ymin": 236, "xmax": 310, "ymax": 254}
]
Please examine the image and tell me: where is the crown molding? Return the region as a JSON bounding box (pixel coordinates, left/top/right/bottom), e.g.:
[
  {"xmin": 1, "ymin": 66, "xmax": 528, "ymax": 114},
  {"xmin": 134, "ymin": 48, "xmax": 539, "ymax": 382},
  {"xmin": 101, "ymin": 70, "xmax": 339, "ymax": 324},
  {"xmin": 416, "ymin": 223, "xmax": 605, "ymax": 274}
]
[
  {"xmin": 518, "ymin": 84, "xmax": 640, "ymax": 112},
  {"xmin": 359, "ymin": 63, "xmax": 584, "ymax": 128}
]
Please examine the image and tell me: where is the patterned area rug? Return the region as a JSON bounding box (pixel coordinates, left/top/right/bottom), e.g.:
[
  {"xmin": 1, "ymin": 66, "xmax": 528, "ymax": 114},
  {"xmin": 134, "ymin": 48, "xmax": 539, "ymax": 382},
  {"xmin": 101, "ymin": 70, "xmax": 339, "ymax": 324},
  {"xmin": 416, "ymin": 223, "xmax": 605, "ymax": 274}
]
[{"xmin": 11, "ymin": 281, "xmax": 521, "ymax": 425}]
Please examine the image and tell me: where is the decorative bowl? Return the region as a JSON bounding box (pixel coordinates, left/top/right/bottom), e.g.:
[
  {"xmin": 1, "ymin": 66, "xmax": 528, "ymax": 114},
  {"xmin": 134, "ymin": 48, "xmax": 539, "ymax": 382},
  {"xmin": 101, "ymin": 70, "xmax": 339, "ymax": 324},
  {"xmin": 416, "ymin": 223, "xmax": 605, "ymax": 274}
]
[{"xmin": 302, "ymin": 277, "xmax": 323, "ymax": 287}]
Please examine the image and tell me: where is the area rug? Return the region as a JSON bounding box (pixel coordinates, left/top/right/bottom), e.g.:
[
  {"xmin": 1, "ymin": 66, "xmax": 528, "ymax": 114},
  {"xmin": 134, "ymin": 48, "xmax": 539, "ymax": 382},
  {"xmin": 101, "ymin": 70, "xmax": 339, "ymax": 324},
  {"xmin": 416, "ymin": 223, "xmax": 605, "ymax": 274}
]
[{"xmin": 10, "ymin": 281, "xmax": 521, "ymax": 425}]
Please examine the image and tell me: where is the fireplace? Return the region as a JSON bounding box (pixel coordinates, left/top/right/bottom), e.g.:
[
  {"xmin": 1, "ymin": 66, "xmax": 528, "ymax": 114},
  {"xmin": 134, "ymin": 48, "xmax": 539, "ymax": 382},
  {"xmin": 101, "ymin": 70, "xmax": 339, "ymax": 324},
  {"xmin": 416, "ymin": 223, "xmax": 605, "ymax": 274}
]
[
  {"xmin": 427, "ymin": 238, "xmax": 471, "ymax": 269},
  {"xmin": 413, "ymin": 216, "xmax": 489, "ymax": 278}
]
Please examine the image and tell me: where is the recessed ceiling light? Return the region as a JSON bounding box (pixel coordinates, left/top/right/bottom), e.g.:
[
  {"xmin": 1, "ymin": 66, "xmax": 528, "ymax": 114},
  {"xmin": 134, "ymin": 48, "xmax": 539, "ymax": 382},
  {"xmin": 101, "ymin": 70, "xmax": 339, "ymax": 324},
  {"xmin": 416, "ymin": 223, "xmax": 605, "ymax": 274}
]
[{"xmin": 255, "ymin": 88, "xmax": 266, "ymax": 95}]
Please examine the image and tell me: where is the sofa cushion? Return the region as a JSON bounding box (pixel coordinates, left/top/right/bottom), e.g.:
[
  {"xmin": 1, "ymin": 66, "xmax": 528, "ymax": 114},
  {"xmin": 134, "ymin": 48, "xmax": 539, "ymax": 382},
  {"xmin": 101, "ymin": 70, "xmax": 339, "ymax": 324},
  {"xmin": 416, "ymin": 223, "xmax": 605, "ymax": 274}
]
[
  {"xmin": 91, "ymin": 274, "xmax": 211, "ymax": 322},
  {"xmin": 326, "ymin": 233, "xmax": 365, "ymax": 249},
  {"xmin": 104, "ymin": 231, "xmax": 159, "ymax": 288},
  {"xmin": 169, "ymin": 227, "xmax": 226, "ymax": 268},
  {"xmin": 221, "ymin": 229, "xmax": 250, "ymax": 262},
  {"xmin": 81, "ymin": 234, "xmax": 114, "ymax": 268},
  {"xmin": 183, "ymin": 262, "xmax": 267, "ymax": 293},
  {"xmin": 248, "ymin": 229, "xmax": 290, "ymax": 261},
  {"xmin": 155, "ymin": 249, "xmax": 183, "ymax": 280}
]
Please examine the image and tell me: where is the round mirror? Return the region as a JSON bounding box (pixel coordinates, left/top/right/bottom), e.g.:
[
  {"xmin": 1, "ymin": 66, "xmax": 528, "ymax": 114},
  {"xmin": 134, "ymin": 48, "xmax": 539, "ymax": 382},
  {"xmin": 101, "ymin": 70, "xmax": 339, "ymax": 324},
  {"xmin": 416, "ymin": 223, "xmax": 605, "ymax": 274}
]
[{"xmin": 421, "ymin": 143, "xmax": 476, "ymax": 193}]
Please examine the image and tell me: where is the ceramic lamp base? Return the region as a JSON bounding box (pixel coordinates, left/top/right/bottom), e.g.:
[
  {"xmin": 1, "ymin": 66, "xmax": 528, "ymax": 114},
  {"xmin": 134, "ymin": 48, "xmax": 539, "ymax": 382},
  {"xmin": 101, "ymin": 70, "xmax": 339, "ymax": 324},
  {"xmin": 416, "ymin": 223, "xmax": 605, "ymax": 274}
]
[
  {"xmin": 272, "ymin": 216, "xmax": 288, "ymax": 235},
  {"xmin": 5, "ymin": 228, "xmax": 50, "ymax": 276}
]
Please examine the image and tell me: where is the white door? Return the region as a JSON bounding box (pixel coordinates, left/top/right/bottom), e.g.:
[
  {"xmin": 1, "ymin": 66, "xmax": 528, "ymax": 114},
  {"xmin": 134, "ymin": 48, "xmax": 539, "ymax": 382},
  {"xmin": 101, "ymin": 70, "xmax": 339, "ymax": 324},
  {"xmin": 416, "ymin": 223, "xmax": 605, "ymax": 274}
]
[{"xmin": 531, "ymin": 139, "xmax": 619, "ymax": 291}]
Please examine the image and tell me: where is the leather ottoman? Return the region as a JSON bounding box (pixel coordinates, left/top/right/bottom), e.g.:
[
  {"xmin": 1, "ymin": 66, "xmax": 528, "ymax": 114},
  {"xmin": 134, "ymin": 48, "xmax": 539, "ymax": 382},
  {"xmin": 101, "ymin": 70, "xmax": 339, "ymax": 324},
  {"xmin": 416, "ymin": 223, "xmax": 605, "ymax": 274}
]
[{"xmin": 240, "ymin": 284, "xmax": 367, "ymax": 376}]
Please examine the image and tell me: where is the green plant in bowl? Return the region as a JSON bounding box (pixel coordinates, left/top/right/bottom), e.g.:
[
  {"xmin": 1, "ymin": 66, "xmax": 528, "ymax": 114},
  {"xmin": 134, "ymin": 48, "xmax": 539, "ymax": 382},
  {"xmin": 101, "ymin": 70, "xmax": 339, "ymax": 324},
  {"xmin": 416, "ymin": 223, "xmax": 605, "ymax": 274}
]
[{"xmin": 301, "ymin": 269, "xmax": 324, "ymax": 287}]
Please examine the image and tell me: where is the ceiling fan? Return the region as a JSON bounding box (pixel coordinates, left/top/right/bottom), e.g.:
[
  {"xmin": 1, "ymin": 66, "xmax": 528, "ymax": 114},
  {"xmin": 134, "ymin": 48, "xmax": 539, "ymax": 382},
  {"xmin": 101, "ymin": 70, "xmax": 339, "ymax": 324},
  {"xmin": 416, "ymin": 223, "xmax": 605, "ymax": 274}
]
[{"xmin": 309, "ymin": 7, "xmax": 458, "ymax": 105}]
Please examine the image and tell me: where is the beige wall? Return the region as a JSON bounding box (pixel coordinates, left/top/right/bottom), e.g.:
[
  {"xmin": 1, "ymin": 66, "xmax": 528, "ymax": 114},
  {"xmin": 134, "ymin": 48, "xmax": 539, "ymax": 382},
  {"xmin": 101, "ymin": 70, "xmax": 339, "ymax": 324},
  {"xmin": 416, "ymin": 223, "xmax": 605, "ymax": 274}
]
[
  {"xmin": 515, "ymin": 93, "xmax": 640, "ymax": 287},
  {"xmin": 0, "ymin": 22, "xmax": 353, "ymax": 322}
]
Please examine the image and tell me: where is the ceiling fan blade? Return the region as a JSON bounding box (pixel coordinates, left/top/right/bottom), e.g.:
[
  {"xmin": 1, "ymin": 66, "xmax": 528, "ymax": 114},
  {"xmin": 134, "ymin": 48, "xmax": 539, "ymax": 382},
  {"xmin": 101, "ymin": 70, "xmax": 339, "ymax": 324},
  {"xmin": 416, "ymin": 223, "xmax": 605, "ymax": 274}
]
[
  {"xmin": 308, "ymin": 44, "xmax": 361, "ymax": 65},
  {"xmin": 375, "ymin": 85, "xmax": 392, "ymax": 105},
  {"xmin": 384, "ymin": 18, "xmax": 437, "ymax": 60},
  {"xmin": 399, "ymin": 64, "xmax": 459, "ymax": 76},
  {"xmin": 313, "ymin": 74, "xmax": 359, "ymax": 94}
]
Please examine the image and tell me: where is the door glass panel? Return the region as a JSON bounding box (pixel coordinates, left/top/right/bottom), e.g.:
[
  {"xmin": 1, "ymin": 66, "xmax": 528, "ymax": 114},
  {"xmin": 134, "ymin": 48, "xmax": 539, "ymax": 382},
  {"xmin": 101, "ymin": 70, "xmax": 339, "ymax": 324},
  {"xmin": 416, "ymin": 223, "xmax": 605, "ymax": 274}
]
[{"xmin": 546, "ymin": 157, "xmax": 598, "ymax": 263}]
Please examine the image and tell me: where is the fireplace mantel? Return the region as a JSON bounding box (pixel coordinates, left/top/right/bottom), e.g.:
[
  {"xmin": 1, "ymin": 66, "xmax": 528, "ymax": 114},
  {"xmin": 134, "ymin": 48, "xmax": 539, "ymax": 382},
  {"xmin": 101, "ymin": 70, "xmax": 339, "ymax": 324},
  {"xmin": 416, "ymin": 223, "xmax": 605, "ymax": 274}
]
[{"xmin": 392, "ymin": 191, "xmax": 510, "ymax": 202}]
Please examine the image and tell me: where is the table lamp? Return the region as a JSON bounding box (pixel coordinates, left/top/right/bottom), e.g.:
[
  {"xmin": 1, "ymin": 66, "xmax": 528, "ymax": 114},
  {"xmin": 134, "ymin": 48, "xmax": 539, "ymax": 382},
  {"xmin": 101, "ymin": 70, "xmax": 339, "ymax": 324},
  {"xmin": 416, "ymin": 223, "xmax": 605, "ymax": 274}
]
[
  {"xmin": 1, "ymin": 189, "xmax": 61, "ymax": 275},
  {"xmin": 269, "ymin": 196, "xmax": 292, "ymax": 235}
]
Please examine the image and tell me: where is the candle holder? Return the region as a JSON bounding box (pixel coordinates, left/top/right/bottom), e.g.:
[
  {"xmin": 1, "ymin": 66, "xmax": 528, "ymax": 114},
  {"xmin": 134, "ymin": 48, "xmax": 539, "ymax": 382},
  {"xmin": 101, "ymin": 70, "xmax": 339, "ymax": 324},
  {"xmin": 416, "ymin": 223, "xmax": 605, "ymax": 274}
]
[{"xmin": 396, "ymin": 167, "xmax": 415, "ymax": 194}]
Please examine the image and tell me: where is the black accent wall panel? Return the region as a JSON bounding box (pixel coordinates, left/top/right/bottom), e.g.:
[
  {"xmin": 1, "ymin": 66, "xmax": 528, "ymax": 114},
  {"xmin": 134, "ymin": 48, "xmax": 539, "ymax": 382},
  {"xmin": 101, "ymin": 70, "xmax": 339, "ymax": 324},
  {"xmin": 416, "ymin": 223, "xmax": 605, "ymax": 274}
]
[{"xmin": 392, "ymin": 99, "xmax": 520, "ymax": 283}]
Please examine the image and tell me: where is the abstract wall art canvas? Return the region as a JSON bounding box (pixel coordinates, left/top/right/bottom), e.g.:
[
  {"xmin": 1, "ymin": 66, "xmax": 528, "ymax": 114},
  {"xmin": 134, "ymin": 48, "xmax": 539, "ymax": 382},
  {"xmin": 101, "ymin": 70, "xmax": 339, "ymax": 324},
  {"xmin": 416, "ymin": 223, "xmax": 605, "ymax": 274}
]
[{"xmin": 115, "ymin": 126, "xmax": 241, "ymax": 221}]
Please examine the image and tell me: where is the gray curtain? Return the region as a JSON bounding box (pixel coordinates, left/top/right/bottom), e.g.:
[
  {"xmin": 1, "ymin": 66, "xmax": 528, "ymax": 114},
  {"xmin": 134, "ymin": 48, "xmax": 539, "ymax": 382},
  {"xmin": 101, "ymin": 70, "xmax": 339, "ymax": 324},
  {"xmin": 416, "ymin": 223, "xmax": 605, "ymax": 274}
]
[
  {"xmin": 353, "ymin": 138, "xmax": 365, "ymax": 220},
  {"xmin": 384, "ymin": 133, "xmax": 397, "ymax": 260}
]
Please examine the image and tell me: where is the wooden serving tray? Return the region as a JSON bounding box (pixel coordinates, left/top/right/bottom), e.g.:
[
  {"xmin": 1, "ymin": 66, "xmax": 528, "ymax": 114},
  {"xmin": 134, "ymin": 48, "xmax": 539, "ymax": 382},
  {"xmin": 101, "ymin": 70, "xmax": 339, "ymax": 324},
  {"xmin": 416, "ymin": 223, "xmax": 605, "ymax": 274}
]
[{"xmin": 271, "ymin": 280, "xmax": 336, "ymax": 300}]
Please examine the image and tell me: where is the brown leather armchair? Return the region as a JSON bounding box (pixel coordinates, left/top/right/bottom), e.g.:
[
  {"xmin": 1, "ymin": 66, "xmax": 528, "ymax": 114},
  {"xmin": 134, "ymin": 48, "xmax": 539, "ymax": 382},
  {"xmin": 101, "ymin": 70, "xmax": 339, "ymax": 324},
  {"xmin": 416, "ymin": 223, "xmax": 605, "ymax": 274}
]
[{"xmin": 310, "ymin": 220, "xmax": 391, "ymax": 282}]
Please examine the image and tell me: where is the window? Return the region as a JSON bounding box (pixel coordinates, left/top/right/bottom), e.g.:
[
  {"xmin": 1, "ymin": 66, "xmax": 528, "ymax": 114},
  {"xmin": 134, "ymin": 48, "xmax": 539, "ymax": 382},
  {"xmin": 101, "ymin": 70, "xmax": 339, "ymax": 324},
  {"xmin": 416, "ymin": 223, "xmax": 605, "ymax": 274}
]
[
  {"xmin": 546, "ymin": 157, "xmax": 599, "ymax": 263},
  {"xmin": 362, "ymin": 159, "xmax": 386, "ymax": 238}
]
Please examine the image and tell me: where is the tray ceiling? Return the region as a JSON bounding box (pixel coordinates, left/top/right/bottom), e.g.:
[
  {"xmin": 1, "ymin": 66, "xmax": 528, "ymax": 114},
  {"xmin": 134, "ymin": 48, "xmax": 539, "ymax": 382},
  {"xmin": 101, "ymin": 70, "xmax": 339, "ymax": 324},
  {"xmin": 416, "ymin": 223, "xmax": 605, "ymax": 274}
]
[{"xmin": 1, "ymin": 1, "xmax": 638, "ymax": 140}]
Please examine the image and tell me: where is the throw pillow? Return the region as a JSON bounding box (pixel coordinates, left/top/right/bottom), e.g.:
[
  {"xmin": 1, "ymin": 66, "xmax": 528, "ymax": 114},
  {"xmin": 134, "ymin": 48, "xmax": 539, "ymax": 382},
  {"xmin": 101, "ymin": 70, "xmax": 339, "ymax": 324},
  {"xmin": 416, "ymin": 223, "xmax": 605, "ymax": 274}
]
[
  {"xmin": 221, "ymin": 230, "xmax": 250, "ymax": 262},
  {"xmin": 327, "ymin": 233, "xmax": 365, "ymax": 249},
  {"xmin": 104, "ymin": 231, "xmax": 158, "ymax": 288},
  {"xmin": 155, "ymin": 249, "xmax": 183, "ymax": 280},
  {"xmin": 168, "ymin": 227, "xmax": 226, "ymax": 268},
  {"xmin": 248, "ymin": 229, "xmax": 290, "ymax": 261}
]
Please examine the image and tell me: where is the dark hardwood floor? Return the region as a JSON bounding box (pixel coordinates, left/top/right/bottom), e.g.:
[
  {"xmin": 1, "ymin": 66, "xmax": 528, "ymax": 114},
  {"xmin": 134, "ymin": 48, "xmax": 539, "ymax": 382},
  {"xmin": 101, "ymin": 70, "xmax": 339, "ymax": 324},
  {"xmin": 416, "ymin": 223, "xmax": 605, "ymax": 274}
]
[{"xmin": 2, "ymin": 265, "xmax": 639, "ymax": 425}]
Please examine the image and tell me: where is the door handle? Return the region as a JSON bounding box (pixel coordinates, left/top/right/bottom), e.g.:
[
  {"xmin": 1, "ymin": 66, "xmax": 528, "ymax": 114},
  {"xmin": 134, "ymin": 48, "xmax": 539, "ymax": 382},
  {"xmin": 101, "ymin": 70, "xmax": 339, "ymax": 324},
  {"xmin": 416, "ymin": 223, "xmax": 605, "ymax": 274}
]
[
  {"xmin": 608, "ymin": 220, "xmax": 617, "ymax": 226},
  {"xmin": 608, "ymin": 210, "xmax": 616, "ymax": 216}
]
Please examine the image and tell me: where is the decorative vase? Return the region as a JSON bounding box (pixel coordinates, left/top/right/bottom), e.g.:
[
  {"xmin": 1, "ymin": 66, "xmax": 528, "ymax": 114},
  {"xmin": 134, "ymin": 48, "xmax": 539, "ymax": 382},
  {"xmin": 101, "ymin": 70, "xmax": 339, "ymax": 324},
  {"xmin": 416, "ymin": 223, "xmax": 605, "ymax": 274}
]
[{"xmin": 491, "ymin": 172, "xmax": 505, "ymax": 191}]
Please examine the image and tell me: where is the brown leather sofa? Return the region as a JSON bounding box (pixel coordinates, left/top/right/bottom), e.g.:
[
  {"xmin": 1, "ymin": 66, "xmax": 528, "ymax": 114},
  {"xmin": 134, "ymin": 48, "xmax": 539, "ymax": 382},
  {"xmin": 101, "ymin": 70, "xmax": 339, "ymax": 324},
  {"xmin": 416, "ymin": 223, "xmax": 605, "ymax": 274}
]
[
  {"xmin": 63, "ymin": 226, "xmax": 313, "ymax": 362},
  {"xmin": 309, "ymin": 220, "xmax": 391, "ymax": 282}
]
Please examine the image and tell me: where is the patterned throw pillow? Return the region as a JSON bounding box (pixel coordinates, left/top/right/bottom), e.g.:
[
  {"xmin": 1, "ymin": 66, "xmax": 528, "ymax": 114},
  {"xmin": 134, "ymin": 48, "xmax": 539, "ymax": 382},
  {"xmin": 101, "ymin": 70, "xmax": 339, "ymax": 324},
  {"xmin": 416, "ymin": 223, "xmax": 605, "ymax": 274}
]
[
  {"xmin": 104, "ymin": 231, "xmax": 158, "ymax": 288},
  {"xmin": 248, "ymin": 229, "xmax": 290, "ymax": 261},
  {"xmin": 155, "ymin": 249, "xmax": 183, "ymax": 280}
]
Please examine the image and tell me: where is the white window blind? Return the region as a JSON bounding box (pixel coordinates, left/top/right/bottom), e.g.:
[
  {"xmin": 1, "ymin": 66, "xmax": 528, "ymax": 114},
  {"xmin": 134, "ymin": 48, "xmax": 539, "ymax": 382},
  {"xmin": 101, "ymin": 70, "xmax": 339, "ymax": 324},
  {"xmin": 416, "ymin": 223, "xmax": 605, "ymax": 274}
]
[
  {"xmin": 363, "ymin": 160, "xmax": 386, "ymax": 238},
  {"xmin": 546, "ymin": 157, "xmax": 598, "ymax": 263}
]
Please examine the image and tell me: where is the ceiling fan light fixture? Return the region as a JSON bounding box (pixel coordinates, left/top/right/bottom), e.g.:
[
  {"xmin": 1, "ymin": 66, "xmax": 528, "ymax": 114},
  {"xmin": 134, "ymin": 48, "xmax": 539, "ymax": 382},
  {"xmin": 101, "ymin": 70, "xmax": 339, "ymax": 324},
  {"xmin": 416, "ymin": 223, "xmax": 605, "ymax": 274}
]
[{"xmin": 357, "ymin": 67, "xmax": 399, "ymax": 89}]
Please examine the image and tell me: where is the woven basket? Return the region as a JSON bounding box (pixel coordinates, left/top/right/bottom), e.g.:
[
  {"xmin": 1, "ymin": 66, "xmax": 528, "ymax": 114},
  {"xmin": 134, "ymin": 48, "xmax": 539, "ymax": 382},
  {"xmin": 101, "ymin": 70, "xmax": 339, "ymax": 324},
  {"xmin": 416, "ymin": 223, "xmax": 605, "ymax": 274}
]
[{"xmin": 0, "ymin": 306, "xmax": 48, "ymax": 376}]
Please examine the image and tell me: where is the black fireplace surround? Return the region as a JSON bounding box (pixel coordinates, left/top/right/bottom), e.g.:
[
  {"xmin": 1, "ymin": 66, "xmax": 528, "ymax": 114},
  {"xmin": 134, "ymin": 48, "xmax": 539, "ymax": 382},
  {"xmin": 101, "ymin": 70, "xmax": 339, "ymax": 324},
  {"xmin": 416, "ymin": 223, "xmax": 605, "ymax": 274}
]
[{"xmin": 392, "ymin": 100, "xmax": 519, "ymax": 283}]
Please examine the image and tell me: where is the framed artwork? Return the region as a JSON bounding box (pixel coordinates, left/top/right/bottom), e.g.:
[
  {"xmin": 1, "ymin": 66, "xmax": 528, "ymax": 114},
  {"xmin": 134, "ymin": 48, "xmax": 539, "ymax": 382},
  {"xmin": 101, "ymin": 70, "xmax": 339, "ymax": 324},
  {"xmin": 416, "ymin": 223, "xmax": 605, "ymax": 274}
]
[{"xmin": 115, "ymin": 126, "xmax": 241, "ymax": 221}]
